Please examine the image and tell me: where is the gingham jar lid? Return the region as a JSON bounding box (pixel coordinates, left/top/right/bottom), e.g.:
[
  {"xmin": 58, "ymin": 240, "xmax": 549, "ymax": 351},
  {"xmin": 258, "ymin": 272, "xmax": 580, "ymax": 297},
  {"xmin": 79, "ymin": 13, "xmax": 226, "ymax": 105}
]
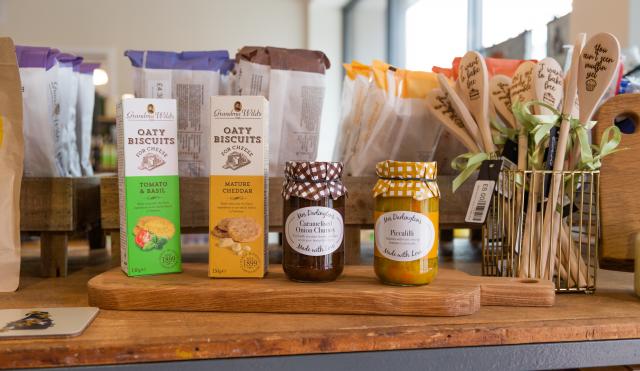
[
  {"xmin": 282, "ymin": 161, "xmax": 347, "ymax": 201},
  {"xmin": 372, "ymin": 160, "xmax": 439, "ymax": 200}
]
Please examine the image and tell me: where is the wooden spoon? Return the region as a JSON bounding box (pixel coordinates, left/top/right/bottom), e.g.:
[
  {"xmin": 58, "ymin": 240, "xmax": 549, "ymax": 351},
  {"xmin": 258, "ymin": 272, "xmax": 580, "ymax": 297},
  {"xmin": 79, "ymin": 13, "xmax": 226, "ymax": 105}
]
[
  {"xmin": 543, "ymin": 33, "xmax": 620, "ymax": 282},
  {"xmin": 533, "ymin": 57, "xmax": 564, "ymax": 114},
  {"xmin": 578, "ymin": 33, "xmax": 621, "ymax": 124},
  {"xmin": 458, "ymin": 51, "xmax": 497, "ymax": 153},
  {"xmin": 489, "ymin": 75, "xmax": 517, "ymax": 129},
  {"xmin": 538, "ymin": 33, "xmax": 586, "ymax": 280},
  {"xmin": 533, "ymin": 57, "xmax": 564, "ymax": 169},
  {"xmin": 519, "ymin": 58, "xmax": 565, "ymax": 278},
  {"xmin": 509, "ymin": 61, "xmax": 537, "ymax": 170},
  {"xmin": 437, "ymin": 73, "xmax": 484, "ymax": 151},
  {"xmin": 427, "ymin": 88, "xmax": 481, "ymax": 153}
]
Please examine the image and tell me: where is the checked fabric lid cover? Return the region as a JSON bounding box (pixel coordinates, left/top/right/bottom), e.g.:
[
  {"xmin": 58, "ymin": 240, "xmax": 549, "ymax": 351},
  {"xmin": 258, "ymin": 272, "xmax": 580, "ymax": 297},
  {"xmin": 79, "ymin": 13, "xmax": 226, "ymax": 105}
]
[
  {"xmin": 283, "ymin": 161, "xmax": 347, "ymax": 201},
  {"xmin": 373, "ymin": 160, "xmax": 439, "ymax": 200}
]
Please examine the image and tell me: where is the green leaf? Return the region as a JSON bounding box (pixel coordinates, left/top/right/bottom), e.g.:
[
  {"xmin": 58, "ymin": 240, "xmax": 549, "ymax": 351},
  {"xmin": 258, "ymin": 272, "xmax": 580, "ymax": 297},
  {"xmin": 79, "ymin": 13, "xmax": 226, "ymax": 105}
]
[{"xmin": 155, "ymin": 238, "xmax": 169, "ymax": 250}]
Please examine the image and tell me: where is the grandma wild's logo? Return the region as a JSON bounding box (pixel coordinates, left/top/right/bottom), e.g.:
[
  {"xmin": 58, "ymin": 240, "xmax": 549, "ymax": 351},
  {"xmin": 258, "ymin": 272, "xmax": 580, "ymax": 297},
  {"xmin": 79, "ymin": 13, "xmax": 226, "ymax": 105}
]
[
  {"xmin": 234, "ymin": 101, "xmax": 242, "ymax": 112},
  {"xmin": 147, "ymin": 104, "xmax": 155, "ymax": 114}
]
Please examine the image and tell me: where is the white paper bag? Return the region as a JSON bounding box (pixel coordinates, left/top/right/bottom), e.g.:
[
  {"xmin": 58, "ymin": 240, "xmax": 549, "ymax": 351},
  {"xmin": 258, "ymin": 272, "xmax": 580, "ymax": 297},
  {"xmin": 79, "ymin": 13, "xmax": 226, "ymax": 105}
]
[
  {"xmin": 16, "ymin": 45, "xmax": 62, "ymax": 177},
  {"xmin": 76, "ymin": 63, "xmax": 98, "ymax": 176}
]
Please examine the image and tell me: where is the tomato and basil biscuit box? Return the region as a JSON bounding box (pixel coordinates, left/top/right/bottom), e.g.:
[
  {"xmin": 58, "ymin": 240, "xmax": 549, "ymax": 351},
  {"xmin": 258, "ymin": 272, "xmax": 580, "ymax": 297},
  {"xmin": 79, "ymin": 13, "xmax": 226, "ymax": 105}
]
[
  {"xmin": 116, "ymin": 98, "xmax": 181, "ymax": 276},
  {"xmin": 209, "ymin": 96, "xmax": 268, "ymax": 277}
]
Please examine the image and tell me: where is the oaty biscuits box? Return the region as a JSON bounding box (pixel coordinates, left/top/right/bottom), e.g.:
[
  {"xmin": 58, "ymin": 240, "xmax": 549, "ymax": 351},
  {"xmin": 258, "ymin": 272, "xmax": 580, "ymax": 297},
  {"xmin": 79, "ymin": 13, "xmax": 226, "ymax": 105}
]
[
  {"xmin": 209, "ymin": 96, "xmax": 268, "ymax": 277},
  {"xmin": 116, "ymin": 98, "xmax": 181, "ymax": 276}
]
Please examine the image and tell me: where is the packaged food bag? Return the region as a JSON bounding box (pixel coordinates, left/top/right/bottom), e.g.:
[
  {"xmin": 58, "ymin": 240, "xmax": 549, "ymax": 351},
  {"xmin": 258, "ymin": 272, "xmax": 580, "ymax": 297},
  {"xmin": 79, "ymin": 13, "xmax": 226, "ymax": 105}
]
[
  {"xmin": 0, "ymin": 38, "xmax": 24, "ymax": 292},
  {"xmin": 56, "ymin": 53, "xmax": 83, "ymax": 177},
  {"xmin": 116, "ymin": 98, "xmax": 181, "ymax": 276},
  {"xmin": 76, "ymin": 63, "xmax": 99, "ymax": 176},
  {"xmin": 266, "ymin": 47, "xmax": 330, "ymax": 174},
  {"xmin": 390, "ymin": 70, "xmax": 442, "ymax": 162},
  {"xmin": 333, "ymin": 61, "xmax": 371, "ymax": 163},
  {"xmin": 436, "ymin": 57, "xmax": 536, "ymax": 80},
  {"xmin": 236, "ymin": 46, "xmax": 270, "ymax": 97},
  {"xmin": 219, "ymin": 59, "xmax": 236, "ymax": 95},
  {"xmin": 125, "ymin": 49, "xmax": 229, "ymax": 176},
  {"xmin": 15, "ymin": 45, "xmax": 62, "ymax": 177},
  {"xmin": 348, "ymin": 61, "xmax": 396, "ymax": 176}
]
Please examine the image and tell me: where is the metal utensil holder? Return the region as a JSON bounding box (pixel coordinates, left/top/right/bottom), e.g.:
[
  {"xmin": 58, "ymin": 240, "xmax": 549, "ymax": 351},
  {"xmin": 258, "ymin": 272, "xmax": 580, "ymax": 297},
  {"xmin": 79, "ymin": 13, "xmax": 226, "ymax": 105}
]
[{"xmin": 482, "ymin": 169, "xmax": 599, "ymax": 293}]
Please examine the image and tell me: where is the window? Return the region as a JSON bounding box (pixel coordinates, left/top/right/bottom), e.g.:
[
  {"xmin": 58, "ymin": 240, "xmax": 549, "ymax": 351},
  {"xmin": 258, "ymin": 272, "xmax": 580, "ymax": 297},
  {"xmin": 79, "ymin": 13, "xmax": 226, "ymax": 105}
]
[
  {"xmin": 400, "ymin": 0, "xmax": 573, "ymax": 71},
  {"xmin": 482, "ymin": 0, "xmax": 572, "ymax": 59},
  {"xmin": 405, "ymin": 0, "xmax": 468, "ymax": 71}
]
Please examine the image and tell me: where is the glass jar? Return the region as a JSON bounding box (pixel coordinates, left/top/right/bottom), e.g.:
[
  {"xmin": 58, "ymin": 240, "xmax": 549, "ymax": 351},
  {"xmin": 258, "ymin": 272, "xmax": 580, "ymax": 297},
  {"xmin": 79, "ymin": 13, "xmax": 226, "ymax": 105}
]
[
  {"xmin": 373, "ymin": 161, "xmax": 439, "ymax": 285},
  {"xmin": 282, "ymin": 161, "xmax": 347, "ymax": 282}
]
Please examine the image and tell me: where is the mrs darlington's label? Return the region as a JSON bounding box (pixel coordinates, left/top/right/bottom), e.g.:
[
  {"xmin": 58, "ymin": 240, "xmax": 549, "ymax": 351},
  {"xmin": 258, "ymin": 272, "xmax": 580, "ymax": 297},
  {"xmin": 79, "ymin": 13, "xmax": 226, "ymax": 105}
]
[
  {"xmin": 375, "ymin": 211, "xmax": 436, "ymax": 261},
  {"xmin": 116, "ymin": 98, "xmax": 181, "ymax": 277},
  {"xmin": 209, "ymin": 96, "xmax": 268, "ymax": 278}
]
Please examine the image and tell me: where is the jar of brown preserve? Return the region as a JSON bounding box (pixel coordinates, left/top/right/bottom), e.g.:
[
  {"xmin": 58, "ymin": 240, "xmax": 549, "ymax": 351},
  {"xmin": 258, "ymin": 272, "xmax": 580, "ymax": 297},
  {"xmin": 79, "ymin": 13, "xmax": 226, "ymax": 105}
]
[{"xmin": 282, "ymin": 161, "xmax": 347, "ymax": 282}]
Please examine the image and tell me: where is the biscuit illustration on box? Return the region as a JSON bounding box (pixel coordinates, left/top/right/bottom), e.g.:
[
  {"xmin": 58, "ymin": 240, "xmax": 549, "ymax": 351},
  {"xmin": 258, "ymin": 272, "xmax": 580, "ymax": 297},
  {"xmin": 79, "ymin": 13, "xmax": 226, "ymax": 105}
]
[
  {"xmin": 133, "ymin": 216, "xmax": 176, "ymax": 251},
  {"xmin": 211, "ymin": 217, "xmax": 261, "ymax": 256},
  {"xmin": 222, "ymin": 151, "xmax": 251, "ymax": 170}
]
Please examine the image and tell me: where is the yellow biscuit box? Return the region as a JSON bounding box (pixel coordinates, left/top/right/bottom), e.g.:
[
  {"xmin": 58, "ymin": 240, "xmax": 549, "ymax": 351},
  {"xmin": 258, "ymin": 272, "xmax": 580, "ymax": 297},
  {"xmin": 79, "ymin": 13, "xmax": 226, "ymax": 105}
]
[{"xmin": 209, "ymin": 96, "xmax": 268, "ymax": 277}]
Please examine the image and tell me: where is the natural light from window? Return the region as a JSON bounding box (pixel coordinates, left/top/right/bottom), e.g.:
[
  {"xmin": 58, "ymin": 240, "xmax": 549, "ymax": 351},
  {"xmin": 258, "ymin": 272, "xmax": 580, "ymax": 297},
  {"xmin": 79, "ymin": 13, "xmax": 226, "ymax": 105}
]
[
  {"xmin": 483, "ymin": 0, "xmax": 572, "ymax": 59},
  {"xmin": 405, "ymin": 0, "xmax": 468, "ymax": 71},
  {"xmin": 405, "ymin": 0, "xmax": 572, "ymax": 70}
]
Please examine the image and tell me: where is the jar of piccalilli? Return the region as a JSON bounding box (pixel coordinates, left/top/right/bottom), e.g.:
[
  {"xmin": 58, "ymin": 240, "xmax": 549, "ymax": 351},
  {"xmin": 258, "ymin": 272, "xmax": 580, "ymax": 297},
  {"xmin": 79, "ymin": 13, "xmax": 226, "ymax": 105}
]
[{"xmin": 372, "ymin": 160, "xmax": 439, "ymax": 285}]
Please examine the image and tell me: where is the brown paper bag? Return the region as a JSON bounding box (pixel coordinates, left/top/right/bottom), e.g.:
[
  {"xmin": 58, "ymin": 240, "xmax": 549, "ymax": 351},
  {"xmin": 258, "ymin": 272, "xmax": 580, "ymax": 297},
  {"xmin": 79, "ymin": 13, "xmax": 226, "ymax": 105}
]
[{"xmin": 0, "ymin": 38, "xmax": 24, "ymax": 292}]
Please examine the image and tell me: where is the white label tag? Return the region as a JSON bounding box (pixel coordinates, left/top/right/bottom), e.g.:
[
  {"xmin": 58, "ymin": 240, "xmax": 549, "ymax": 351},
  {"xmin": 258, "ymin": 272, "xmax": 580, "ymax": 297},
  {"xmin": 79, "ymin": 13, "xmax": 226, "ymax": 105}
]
[
  {"xmin": 374, "ymin": 211, "xmax": 435, "ymax": 262},
  {"xmin": 285, "ymin": 207, "xmax": 344, "ymax": 256},
  {"xmin": 465, "ymin": 180, "xmax": 495, "ymax": 224}
]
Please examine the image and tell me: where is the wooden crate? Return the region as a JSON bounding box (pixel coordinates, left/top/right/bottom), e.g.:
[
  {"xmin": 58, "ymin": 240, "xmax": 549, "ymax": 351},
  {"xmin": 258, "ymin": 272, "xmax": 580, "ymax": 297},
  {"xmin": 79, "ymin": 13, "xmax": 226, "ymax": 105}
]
[
  {"xmin": 100, "ymin": 176, "xmax": 474, "ymax": 264},
  {"xmin": 21, "ymin": 177, "xmax": 102, "ymax": 277}
]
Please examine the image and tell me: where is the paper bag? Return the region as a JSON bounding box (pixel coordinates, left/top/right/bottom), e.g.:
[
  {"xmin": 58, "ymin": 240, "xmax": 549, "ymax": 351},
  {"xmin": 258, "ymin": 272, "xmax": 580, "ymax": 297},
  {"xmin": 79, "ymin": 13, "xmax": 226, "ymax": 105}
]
[{"xmin": 0, "ymin": 37, "xmax": 24, "ymax": 292}]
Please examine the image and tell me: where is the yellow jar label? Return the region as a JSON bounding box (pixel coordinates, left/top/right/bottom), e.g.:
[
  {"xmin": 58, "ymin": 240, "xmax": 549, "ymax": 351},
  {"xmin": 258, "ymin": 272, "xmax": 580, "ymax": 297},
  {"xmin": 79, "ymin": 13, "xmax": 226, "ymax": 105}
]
[{"xmin": 374, "ymin": 211, "xmax": 436, "ymax": 261}]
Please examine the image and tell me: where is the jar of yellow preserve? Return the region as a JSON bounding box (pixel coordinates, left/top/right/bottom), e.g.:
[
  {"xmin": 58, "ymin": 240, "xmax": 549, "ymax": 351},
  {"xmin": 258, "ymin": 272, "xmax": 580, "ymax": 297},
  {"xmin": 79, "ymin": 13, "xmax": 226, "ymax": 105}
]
[{"xmin": 372, "ymin": 161, "xmax": 439, "ymax": 285}]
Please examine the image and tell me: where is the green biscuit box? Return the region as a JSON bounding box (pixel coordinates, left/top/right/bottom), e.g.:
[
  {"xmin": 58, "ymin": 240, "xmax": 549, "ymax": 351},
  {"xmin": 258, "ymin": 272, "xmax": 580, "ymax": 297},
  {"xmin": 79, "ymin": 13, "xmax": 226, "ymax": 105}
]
[{"xmin": 116, "ymin": 98, "xmax": 181, "ymax": 276}]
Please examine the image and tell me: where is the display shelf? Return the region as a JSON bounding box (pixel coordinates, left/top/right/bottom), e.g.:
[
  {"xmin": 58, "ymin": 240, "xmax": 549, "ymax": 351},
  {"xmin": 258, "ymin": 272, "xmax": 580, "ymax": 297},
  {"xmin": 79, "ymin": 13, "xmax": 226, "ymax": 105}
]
[{"xmin": 20, "ymin": 177, "xmax": 102, "ymax": 277}]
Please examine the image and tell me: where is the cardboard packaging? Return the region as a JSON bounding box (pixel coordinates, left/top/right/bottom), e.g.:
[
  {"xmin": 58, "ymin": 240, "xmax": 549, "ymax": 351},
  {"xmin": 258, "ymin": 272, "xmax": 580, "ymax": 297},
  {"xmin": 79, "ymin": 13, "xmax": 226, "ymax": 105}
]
[
  {"xmin": 116, "ymin": 98, "xmax": 182, "ymax": 276},
  {"xmin": 209, "ymin": 96, "xmax": 268, "ymax": 277}
]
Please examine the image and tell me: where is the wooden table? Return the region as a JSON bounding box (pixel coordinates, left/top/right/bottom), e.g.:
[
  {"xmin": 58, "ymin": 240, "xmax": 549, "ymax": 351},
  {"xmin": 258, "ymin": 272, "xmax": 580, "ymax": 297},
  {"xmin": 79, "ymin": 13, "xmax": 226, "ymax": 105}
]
[{"xmin": 1, "ymin": 242, "xmax": 640, "ymax": 370}]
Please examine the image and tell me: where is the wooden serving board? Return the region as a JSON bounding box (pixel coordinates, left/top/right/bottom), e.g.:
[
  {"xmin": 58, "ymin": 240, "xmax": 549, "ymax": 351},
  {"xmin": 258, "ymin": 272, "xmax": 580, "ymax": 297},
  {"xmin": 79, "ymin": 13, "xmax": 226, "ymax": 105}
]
[
  {"xmin": 88, "ymin": 264, "xmax": 554, "ymax": 317},
  {"xmin": 594, "ymin": 93, "xmax": 640, "ymax": 271}
]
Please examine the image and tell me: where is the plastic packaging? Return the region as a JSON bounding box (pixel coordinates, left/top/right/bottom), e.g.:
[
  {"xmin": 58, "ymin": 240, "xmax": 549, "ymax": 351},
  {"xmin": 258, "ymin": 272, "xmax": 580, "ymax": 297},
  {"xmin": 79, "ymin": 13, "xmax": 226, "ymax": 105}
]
[
  {"xmin": 76, "ymin": 63, "xmax": 99, "ymax": 176},
  {"xmin": 125, "ymin": 49, "xmax": 230, "ymax": 176}
]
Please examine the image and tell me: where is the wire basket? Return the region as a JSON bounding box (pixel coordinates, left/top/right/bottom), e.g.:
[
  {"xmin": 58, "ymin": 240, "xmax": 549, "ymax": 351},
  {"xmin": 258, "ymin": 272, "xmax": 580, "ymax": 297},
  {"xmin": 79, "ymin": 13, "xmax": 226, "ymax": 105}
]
[{"xmin": 482, "ymin": 170, "xmax": 599, "ymax": 293}]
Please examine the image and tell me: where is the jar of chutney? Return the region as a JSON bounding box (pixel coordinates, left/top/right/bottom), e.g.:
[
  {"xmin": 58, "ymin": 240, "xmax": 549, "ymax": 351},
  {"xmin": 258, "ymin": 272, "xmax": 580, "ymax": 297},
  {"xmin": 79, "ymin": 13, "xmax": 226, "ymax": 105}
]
[
  {"xmin": 282, "ymin": 161, "xmax": 347, "ymax": 282},
  {"xmin": 372, "ymin": 161, "xmax": 439, "ymax": 285}
]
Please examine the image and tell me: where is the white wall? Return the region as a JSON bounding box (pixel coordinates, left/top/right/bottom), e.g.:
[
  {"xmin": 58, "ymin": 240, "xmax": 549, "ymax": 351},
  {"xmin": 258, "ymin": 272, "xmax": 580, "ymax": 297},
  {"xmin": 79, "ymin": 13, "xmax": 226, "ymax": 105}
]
[
  {"xmin": 0, "ymin": 0, "xmax": 308, "ymax": 114},
  {"xmin": 570, "ymin": 0, "xmax": 630, "ymax": 46},
  {"xmin": 308, "ymin": 0, "xmax": 344, "ymax": 161}
]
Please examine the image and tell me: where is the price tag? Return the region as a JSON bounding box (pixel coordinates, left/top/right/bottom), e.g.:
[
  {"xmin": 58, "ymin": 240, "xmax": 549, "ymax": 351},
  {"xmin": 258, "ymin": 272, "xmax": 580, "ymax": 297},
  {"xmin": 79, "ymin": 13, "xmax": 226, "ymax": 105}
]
[
  {"xmin": 465, "ymin": 160, "xmax": 502, "ymax": 224},
  {"xmin": 465, "ymin": 180, "xmax": 495, "ymax": 224}
]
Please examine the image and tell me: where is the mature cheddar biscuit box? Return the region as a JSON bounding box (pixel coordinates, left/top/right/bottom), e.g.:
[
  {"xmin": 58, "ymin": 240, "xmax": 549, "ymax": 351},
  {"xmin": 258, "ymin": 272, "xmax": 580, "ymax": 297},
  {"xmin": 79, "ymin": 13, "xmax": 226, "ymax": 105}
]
[
  {"xmin": 116, "ymin": 98, "xmax": 181, "ymax": 276},
  {"xmin": 209, "ymin": 96, "xmax": 268, "ymax": 277}
]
